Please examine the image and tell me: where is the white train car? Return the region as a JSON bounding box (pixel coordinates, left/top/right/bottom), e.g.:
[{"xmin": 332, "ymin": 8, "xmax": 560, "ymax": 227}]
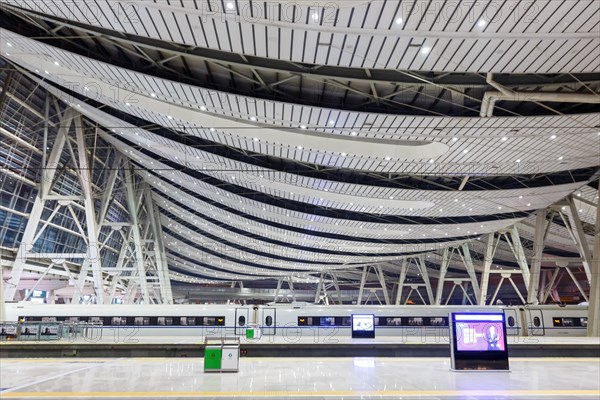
[
  {"xmin": 520, "ymin": 305, "xmax": 589, "ymax": 337},
  {"xmin": 4, "ymin": 302, "xmax": 589, "ymax": 340}
]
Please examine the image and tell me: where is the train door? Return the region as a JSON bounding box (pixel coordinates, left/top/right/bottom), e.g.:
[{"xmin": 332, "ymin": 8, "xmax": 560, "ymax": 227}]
[
  {"xmin": 503, "ymin": 308, "xmax": 521, "ymax": 336},
  {"xmin": 527, "ymin": 309, "xmax": 545, "ymax": 336},
  {"xmin": 261, "ymin": 308, "xmax": 276, "ymax": 335},
  {"xmin": 235, "ymin": 308, "xmax": 249, "ymax": 335}
]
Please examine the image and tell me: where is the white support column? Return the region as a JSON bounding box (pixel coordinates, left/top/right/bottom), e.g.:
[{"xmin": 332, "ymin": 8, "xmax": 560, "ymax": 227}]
[
  {"xmin": 273, "ymin": 279, "xmax": 282, "ymax": 303},
  {"xmin": 588, "ymin": 182, "xmax": 600, "ymax": 337},
  {"xmin": 435, "ymin": 248, "xmax": 450, "ymax": 305},
  {"xmin": 416, "ymin": 256, "xmax": 434, "ymax": 305},
  {"xmin": 0, "ymin": 263, "xmax": 6, "ymax": 321},
  {"xmin": 74, "ymin": 115, "xmax": 104, "ymax": 304},
  {"xmin": 314, "ymin": 273, "xmax": 324, "ymax": 304},
  {"xmin": 528, "ymin": 210, "xmax": 548, "ymax": 304},
  {"xmin": 144, "ymin": 184, "xmax": 173, "ymax": 304},
  {"xmin": 5, "ymin": 108, "xmax": 76, "ymax": 300},
  {"xmin": 479, "ymin": 233, "xmax": 496, "ymax": 305},
  {"xmin": 460, "ymin": 243, "xmax": 481, "ymax": 303},
  {"xmin": 395, "ymin": 259, "xmax": 408, "ymax": 305},
  {"xmin": 288, "ymin": 277, "xmax": 296, "ymax": 302},
  {"xmin": 124, "ymin": 162, "xmax": 150, "ymax": 304},
  {"xmin": 564, "ymin": 267, "xmax": 589, "ymax": 302},
  {"xmin": 375, "ymin": 266, "xmax": 390, "ymax": 305},
  {"xmin": 509, "ymin": 225, "xmax": 531, "ymax": 290},
  {"xmin": 357, "ymin": 266, "xmax": 368, "ymax": 305},
  {"xmin": 331, "ymin": 273, "xmax": 342, "ymax": 304},
  {"xmin": 566, "ymin": 197, "xmax": 593, "ymax": 282}
]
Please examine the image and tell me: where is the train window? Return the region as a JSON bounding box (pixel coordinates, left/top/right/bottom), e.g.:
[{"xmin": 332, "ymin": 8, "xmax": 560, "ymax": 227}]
[
  {"xmin": 298, "ymin": 317, "xmax": 308, "ymax": 326},
  {"xmin": 580, "ymin": 318, "xmax": 588, "ymax": 328},
  {"xmin": 429, "ymin": 317, "xmax": 447, "ymax": 326},
  {"xmin": 265, "ymin": 316, "xmax": 273, "ymax": 327},
  {"xmin": 135, "ymin": 317, "xmax": 150, "ymax": 326},
  {"xmin": 238, "ymin": 315, "xmax": 246, "ymax": 326},
  {"xmin": 180, "ymin": 317, "xmax": 196, "ymax": 326},
  {"xmin": 385, "ymin": 317, "xmax": 403, "ymax": 326},
  {"xmin": 507, "ymin": 316, "xmax": 515, "ymax": 327},
  {"xmin": 320, "ymin": 317, "xmax": 335, "ymax": 326},
  {"xmin": 407, "ymin": 317, "xmax": 423, "ymax": 326},
  {"xmin": 111, "ymin": 317, "xmax": 127, "ymax": 326},
  {"xmin": 533, "ymin": 316, "xmax": 541, "ymax": 327},
  {"xmin": 553, "ymin": 318, "xmax": 563, "ymax": 327},
  {"xmin": 157, "ymin": 317, "xmax": 173, "ymax": 326},
  {"xmin": 216, "ymin": 317, "xmax": 225, "ymax": 326},
  {"xmin": 41, "ymin": 317, "xmax": 57, "ymax": 322}
]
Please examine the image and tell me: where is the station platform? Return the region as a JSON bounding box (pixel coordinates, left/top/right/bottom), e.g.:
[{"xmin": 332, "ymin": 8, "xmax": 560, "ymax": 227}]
[
  {"xmin": 1, "ymin": 357, "xmax": 599, "ymax": 399},
  {"xmin": 2, "ymin": 336, "xmax": 599, "ymax": 358}
]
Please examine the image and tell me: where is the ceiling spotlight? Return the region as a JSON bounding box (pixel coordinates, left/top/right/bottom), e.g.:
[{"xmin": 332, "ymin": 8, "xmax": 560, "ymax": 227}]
[
  {"xmin": 312, "ymin": 13, "xmax": 320, "ymax": 21},
  {"xmin": 550, "ymin": 135, "xmax": 557, "ymax": 139},
  {"xmin": 253, "ymin": 137, "xmax": 259, "ymax": 142},
  {"xmin": 351, "ymin": 131, "xmax": 357, "ymax": 136},
  {"xmin": 501, "ymin": 137, "xmax": 507, "ymax": 141},
  {"xmin": 300, "ymin": 125, "xmax": 307, "ymax": 129},
  {"xmin": 516, "ymin": 159, "xmax": 521, "ymax": 163},
  {"xmin": 452, "ymin": 137, "xmax": 458, "ymax": 141},
  {"xmin": 463, "ymin": 149, "xmax": 469, "ymax": 154},
  {"xmin": 558, "ymin": 156, "xmax": 564, "ymax": 160},
  {"xmin": 429, "ymin": 159, "xmax": 434, "ymax": 163},
  {"xmin": 125, "ymin": 102, "xmax": 130, "ymax": 106},
  {"xmin": 250, "ymin": 116, "xmax": 256, "ymax": 121},
  {"xmin": 44, "ymin": 70, "xmax": 49, "ymax": 74},
  {"xmin": 226, "ymin": 2, "xmax": 234, "ymax": 10},
  {"xmin": 421, "ymin": 47, "xmax": 430, "ymax": 54},
  {"xmin": 396, "ymin": 17, "xmax": 403, "ymax": 25},
  {"xmin": 200, "ymin": 106, "xmax": 207, "ymax": 111},
  {"xmin": 54, "ymin": 61, "xmax": 59, "ymax": 66},
  {"xmin": 385, "ymin": 156, "xmax": 391, "ymax": 161},
  {"xmin": 341, "ymin": 152, "xmax": 347, "ymax": 157},
  {"xmin": 150, "ymin": 93, "xmax": 156, "ymax": 97},
  {"xmin": 297, "ymin": 146, "xmax": 303, "ymax": 150},
  {"xmin": 210, "ymin": 128, "xmax": 216, "ymax": 132},
  {"xmin": 167, "ymin": 115, "xmax": 173, "ymax": 120},
  {"xmin": 478, "ymin": 19, "xmax": 486, "ymax": 27},
  {"xmin": 6, "ymin": 42, "xmax": 12, "ymax": 47}
]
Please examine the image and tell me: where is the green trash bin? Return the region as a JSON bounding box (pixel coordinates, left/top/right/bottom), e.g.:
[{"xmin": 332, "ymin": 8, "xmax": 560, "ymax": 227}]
[{"xmin": 204, "ymin": 347, "xmax": 222, "ymax": 371}]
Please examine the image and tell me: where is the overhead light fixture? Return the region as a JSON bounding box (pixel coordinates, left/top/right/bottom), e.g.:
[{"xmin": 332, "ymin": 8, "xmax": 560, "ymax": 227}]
[
  {"xmin": 558, "ymin": 156, "xmax": 564, "ymax": 160},
  {"xmin": 150, "ymin": 93, "xmax": 156, "ymax": 98},
  {"xmin": 478, "ymin": 20, "xmax": 486, "ymax": 27},
  {"xmin": 200, "ymin": 106, "xmax": 207, "ymax": 111},
  {"xmin": 463, "ymin": 149, "xmax": 469, "ymax": 154},
  {"xmin": 54, "ymin": 61, "xmax": 59, "ymax": 66},
  {"xmin": 351, "ymin": 131, "xmax": 357, "ymax": 136},
  {"xmin": 312, "ymin": 13, "xmax": 320, "ymax": 21},
  {"xmin": 253, "ymin": 137, "xmax": 259, "ymax": 142},
  {"xmin": 250, "ymin": 117, "xmax": 256, "ymax": 121},
  {"xmin": 6, "ymin": 42, "xmax": 12, "ymax": 47},
  {"xmin": 501, "ymin": 137, "xmax": 507, "ymax": 141},
  {"xmin": 452, "ymin": 137, "xmax": 458, "ymax": 141},
  {"xmin": 297, "ymin": 145, "xmax": 303, "ymax": 150},
  {"xmin": 226, "ymin": 2, "xmax": 234, "ymax": 10},
  {"xmin": 516, "ymin": 159, "xmax": 521, "ymax": 163},
  {"xmin": 300, "ymin": 125, "xmax": 307, "ymax": 129},
  {"xmin": 385, "ymin": 156, "xmax": 391, "ymax": 161},
  {"xmin": 167, "ymin": 115, "xmax": 173, "ymax": 120},
  {"xmin": 341, "ymin": 152, "xmax": 347, "ymax": 157},
  {"xmin": 550, "ymin": 135, "xmax": 557, "ymax": 139},
  {"xmin": 44, "ymin": 70, "xmax": 49, "ymax": 74},
  {"xmin": 396, "ymin": 17, "xmax": 403, "ymax": 24},
  {"xmin": 421, "ymin": 47, "xmax": 430, "ymax": 54}
]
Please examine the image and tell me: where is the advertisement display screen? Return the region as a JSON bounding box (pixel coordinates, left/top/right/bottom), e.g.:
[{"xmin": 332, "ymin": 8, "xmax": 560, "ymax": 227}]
[
  {"xmin": 455, "ymin": 322, "xmax": 505, "ymax": 351},
  {"xmin": 352, "ymin": 314, "xmax": 375, "ymax": 338},
  {"xmin": 449, "ymin": 313, "xmax": 509, "ymax": 371}
]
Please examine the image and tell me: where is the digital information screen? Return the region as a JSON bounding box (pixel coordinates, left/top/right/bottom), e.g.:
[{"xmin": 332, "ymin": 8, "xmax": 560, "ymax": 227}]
[
  {"xmin": 449, "ymin": 313, "xmax": 509, "ymax": 371},
  {"xmin": 351, "ymin": 314, "xmax": 375, "ymax": 339}
]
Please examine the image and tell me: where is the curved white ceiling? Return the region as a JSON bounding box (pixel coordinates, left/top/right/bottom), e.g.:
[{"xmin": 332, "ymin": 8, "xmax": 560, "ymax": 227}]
[{"xmin": 5, "ymin": 0, "xmax": 599, "ymax": 73}]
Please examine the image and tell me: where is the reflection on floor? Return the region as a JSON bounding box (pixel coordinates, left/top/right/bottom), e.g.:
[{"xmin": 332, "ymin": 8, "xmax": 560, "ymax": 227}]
[{"xmin": 1, "ymin": 357, "xmax": 599, "ymax": 399}]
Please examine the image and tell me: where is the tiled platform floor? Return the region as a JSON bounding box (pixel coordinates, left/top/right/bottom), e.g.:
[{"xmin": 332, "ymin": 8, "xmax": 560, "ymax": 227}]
[{"xmin": 1, "ymin": 357, "xmax": 599, "ymax": 399}]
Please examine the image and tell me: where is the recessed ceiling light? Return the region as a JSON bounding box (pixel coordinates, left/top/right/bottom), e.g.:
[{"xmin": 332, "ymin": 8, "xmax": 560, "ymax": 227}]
[
  {"xmin": 550, "ymin": 135, "xmax": 557, "ymax": 139},
  {"xmin": 501, "ymin": 137, "xmax": 507, "ymax": 141},
  {"xmin": 341, "ymin": 152, "xmax": 347, "ymax": 156},
  {"xmin": 516, "ymin": 159, "xmax": 521, "ymax": 163},
  {"xmin": 6, "ymin": 42, "xmax": 12, "ymax": 47},
  {"xmin": 200, "ymin": 106, "xmax": 207, "ymax": 111},
  {"xmin": 210, "ymin": 128, "xmax": 216, "ymax": 132},
  {"xmin": 351, "ymin": 131, "xmax": 357, "ymax": 136},
  {"xmin": 385, "ymin": 156, "xmax": 391, "ymax": 161},
  {"xmin": 5, "ymin": 53, "xmax": 9, "ymax": 56},
  {"xmin": 44, "ymin": 70, "xmax": 49, "ymax": 74},
  {"xmin": 297, "ymin": 146, "xmax": 303, "ymax": 150},
  {"xmin": 253, "ymin": 137, "xmax": 259, "ymax": 142},
  {"xmin": 498, "ymin": 206, "xmax": 502, "ymax": 210},
  {"xmin": 452, "ymin": 137, "xmax": 458, "ymax": 141},
  {"xmin": 558, "ymin": 156, "xmax": 564, "ymax": 160},
  {"xmin": 300, "ymin": 125, "xmax": 307, "ymax": 129},
  {"xmin": 125, "ymin": 102, "xmax": 130, "ymax": 106},
  {"xmin": 429, "ymin": 159, "xmax": 434, "ymax": 163},
  {"xmin": 421, "ymin": 47, "xmax": 430, "ymax": 54},
  {"xmin": 463, "ymin": 149, "xmax": 469, "ymax": 153},
  {"xmin": 312, "ymin": 13, "xmax": 319, "ymax": 21},
  {"xmin": 396, "ymin": 17, "xmax": 403, "ymax": 24},
  {"xmin": 150, "ymin": 93, "xmax": 156, "ymax": 97},
  {"xmin": 478, "ymin": 19, "xmax": 486, "ymax": 27},
  {"xmin": 250, "ymin": 117, "xmax": 256, "ymax": 121},
  {"xmin": 226, "ymin": 2, "xmax": 234, "ymax": 10},
  {"xmin": 389, "ymin": 196, "xmax": 394, "ymax": 200},
  {"xmin": 167, "ymin": 115, "xmax": 173, "ymax": 120},
  {"xmin": 54, "ymin": 61, "xmax": 59, "ymax": 66}
]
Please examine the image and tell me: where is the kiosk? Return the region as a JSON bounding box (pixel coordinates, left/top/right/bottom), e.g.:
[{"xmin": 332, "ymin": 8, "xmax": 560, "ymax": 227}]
[
  {"xmin": 351, "ymin": 314, "xmax": 375, "ymax": 339},
  {"xmin": 449, "ymin": 312, "xmax": 509, "ymax": 371}
]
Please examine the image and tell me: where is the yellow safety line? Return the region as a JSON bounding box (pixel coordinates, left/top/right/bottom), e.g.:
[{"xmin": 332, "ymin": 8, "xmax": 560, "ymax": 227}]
[{"xmin": 1, "ymin": 390, "xmax": 599, "ymax": 398}]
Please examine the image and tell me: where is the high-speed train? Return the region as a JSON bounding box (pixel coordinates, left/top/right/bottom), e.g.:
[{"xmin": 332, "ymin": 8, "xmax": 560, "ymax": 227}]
[{"xmin": 3, "ymin": 302, "xmax": 589, "ymax": 339}]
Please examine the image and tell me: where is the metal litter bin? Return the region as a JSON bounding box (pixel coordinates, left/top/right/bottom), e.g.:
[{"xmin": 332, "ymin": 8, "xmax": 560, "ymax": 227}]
[{"xmin": 204, "ymin": 336, "xmax": 240, "ymax": 373}]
